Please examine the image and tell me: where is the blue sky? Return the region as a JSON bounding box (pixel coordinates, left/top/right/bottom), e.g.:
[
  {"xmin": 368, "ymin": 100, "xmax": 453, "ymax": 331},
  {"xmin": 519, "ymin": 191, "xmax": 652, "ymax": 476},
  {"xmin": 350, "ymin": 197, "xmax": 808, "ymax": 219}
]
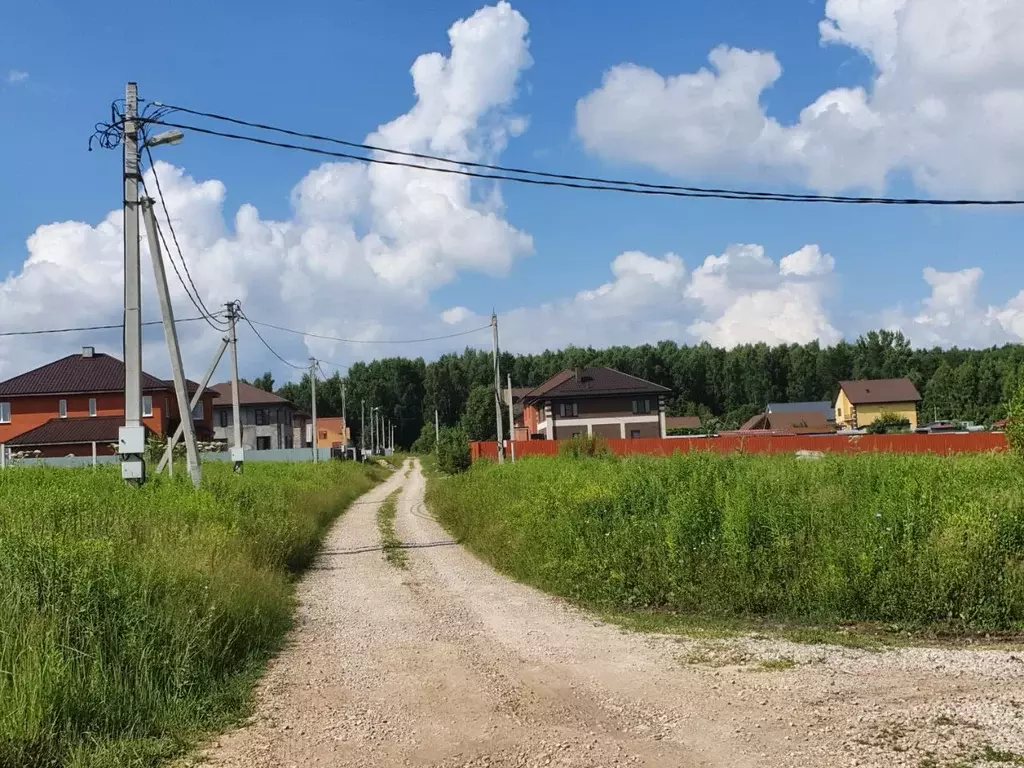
[{"xmin": 1, "ymin": 0, "xmax": 1023, "ymax": 379}]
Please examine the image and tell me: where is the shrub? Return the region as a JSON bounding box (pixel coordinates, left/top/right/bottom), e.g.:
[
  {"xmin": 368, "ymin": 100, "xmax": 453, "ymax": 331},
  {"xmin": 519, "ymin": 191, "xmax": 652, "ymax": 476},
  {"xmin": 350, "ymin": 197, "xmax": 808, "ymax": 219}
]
[
  {"xmin": 1006, "ymin": 383, "xmax": 1024, "ymax": 458},
  {"xmin": 436, "ymin": 425, "xmax": 471, "ymax": 474},
  {"xmin": 558, "ymin": 434, "xmax": 611, "ymax": 458},
  {"xmin": 866, "ymin": 411, "xmax": 912, "ymax": 434},
  {"xmin": 411, "ymin": 423, "xmax": 437, "ymax": 454}
]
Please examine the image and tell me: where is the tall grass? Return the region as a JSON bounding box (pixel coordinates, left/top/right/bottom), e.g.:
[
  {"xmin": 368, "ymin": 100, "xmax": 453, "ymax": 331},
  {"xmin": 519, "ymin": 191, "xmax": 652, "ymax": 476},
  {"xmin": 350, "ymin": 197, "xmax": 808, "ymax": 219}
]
[
  {"xmin": 0, "ymin": 461, "xmax": 382, "ymax": 768},
  {"xmin": 427, "ymin": 453, "xmax": 1024, "ymax": 631}
]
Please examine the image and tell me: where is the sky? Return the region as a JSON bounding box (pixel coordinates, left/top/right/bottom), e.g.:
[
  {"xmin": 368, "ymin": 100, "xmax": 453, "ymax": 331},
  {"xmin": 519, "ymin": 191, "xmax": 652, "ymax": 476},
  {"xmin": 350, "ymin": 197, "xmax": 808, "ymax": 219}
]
[{"xmin": 1, "ymin": 0, "xmax": 1023, "ymax": 383}]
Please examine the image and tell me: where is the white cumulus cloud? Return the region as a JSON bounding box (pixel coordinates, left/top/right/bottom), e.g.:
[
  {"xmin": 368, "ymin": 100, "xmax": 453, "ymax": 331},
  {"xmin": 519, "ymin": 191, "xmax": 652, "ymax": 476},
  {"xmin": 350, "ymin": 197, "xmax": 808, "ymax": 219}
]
[
  {"xmin": 6, "ymin": 70, "xmax": 28, "ymax": 84},
  {"xmin": 576, "ymin": 0, "xmax": 1024, "ymax": 194}
]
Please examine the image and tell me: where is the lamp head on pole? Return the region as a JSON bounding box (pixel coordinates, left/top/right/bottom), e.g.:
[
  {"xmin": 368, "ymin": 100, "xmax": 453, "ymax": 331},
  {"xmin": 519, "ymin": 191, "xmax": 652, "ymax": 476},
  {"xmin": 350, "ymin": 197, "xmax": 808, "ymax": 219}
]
[{"xmin": 146, "ymin": 129, "xmax": 184, "ymax": 148}]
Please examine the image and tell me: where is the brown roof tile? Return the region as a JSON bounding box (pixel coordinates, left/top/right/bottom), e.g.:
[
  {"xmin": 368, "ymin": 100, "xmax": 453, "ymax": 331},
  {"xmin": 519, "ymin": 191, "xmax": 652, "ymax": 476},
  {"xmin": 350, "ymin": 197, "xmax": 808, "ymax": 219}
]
[
  {"xmin": 666, "ymin": 416, "xmax": 703, "ymax": 431},
  {"xmin": 0, "ymin": 352, "xmax": 208, "ymax": 397},
  {"xmin": 209, "ymin": 381, "xmax": 293, "ymax": 407},
  {"xmin": 839, "ymin": 378, "xmax": 921, "ymax": 405},
  {"xmin": 6, "ymin": 416, "xmax": 152, "ymax": 447},
  {"xmin": 524, "ymin": 367, "xmax": 670, "ymax": 401}
]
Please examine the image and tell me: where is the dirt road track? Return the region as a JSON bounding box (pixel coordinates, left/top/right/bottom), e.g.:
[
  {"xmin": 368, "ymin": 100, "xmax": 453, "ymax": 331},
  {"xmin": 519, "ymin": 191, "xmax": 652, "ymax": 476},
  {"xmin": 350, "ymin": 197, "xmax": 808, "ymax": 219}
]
[{"xmin": 195, "ymin": 459, "xmax": 1024, "ymax": 767}]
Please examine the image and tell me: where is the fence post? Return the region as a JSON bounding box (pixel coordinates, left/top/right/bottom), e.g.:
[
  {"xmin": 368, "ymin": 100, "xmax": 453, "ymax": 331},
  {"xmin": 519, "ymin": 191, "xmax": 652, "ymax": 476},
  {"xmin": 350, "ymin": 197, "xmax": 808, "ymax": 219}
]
[
  {"xmin": 0, "ymin": 443, "xmax": 5, "ymax": 469},
  {"xmin": 92, "ymin": 442, "xmax": 97, "ymax": 468}
]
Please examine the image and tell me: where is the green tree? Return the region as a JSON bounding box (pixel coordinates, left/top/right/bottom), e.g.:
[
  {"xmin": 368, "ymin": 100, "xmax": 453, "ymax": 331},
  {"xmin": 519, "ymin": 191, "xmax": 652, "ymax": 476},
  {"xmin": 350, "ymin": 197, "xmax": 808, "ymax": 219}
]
[
  {"xmin": 461, "ymin": 385, "xmax": 501, "ymax": 441},
  {"xmin": 1005, "ymin": 381, "xmax": 1024, "ymax": 457},
  {"xmin": 437, "ymin": 425, "xmax": 471, "ymax": 474},
  {"xmin": 241, "ymin": 371, "xmax": 275, "ymax": 392}
]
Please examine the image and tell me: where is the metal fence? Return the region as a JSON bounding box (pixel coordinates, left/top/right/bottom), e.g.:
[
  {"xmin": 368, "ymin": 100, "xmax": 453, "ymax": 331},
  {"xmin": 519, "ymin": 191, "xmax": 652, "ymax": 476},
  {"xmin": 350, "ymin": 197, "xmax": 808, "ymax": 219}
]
[{"xmin": 0, "ymin": 445, "xmax": 336, "ymax": 469}]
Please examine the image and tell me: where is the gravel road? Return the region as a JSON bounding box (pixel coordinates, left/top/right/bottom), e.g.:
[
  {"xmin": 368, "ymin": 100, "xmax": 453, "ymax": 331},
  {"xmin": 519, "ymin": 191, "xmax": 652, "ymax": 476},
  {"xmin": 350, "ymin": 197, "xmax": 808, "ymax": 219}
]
[{"xmin": 194, "ymin": 459, "xmax": 1024, "ymax": 768}]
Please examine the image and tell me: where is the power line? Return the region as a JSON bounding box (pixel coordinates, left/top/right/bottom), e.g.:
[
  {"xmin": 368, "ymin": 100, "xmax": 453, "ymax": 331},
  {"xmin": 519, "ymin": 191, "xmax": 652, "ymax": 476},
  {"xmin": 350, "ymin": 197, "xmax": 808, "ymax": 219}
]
[
  {"xmin": 143, "ymin": 106, "xmax": 1024, "ymax": 207},
  {"xmin": 0, "ymin": 315, "xmax": 219, "ymax": 339},
  {"xmin": 244, "ymin": 316, "xmax": 492, "ymax": 345},
  {"xmin": 141, "ymin": 144, "xmax": 228, "ymax": 331},
  {"xmin": 237, "ymin": 310, "xmax": 306, "ymax": 370}
]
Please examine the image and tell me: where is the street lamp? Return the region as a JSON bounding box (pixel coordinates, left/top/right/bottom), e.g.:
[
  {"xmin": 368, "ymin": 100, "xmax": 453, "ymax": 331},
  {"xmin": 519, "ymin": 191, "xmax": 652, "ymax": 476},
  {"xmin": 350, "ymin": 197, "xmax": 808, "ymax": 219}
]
[{"xmin": 146, "ymin": 129, "xmax": 184, "ymax": 148}]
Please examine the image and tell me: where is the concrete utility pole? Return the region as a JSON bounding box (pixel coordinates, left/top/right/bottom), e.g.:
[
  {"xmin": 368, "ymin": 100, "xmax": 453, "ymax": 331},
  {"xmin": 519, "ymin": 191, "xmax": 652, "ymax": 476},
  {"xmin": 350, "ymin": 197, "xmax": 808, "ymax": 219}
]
[
  {"xmin": 310, "ymin": 358, "xmax": 318, "ymax": 463},
  {"xmin": 361, "ymin": 400, "xmax": 365, "ymax": 458},
  {"xmin": 492, "ymin": 312, "xmax": 504, "ymax": 463},
  {"xmin": 370, "ymin": 406, "xmax": 376, "ymax": 454},
  {"xmin": 141, "ymin": 198, "xmax": 201, "ymax": 487},
  {"xmin": 435, "ymin": 409, "xmax": 440, "ymax": 450},
  {"xmin": 507, "ymin": 373, "xmax": 516, "ymax": 463},
  {"xmin": 120, "ymin": 82, "xmax": 146, "ymax": 483},
  {"xmin": 341, "ymin": 382, "xmax": 347, "ymax": 446},
  {"xmin": 227, "ymin": 301, "xmax": 243, "ymax": 472}
]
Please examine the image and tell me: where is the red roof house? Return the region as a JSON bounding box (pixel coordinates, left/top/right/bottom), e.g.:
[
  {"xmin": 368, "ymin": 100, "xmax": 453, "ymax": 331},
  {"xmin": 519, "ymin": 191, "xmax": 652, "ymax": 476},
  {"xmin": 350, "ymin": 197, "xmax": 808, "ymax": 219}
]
[{"xmin": 0, "ymin": 346, "xmax": 216, "ymax": 456}]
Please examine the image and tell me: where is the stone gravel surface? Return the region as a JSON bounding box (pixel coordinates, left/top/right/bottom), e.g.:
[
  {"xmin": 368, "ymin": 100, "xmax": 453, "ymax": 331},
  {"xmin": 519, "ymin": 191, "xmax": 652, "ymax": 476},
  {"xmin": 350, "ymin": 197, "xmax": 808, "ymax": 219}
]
[{"xmin": 192, "ymin": 459, "xmax": 1024, "ymax": 767}]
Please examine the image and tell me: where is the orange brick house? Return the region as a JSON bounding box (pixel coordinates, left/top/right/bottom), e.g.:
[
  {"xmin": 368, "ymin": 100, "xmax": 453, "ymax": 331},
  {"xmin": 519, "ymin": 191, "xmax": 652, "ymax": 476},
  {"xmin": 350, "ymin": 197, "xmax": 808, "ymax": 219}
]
[{"xmin": 0, "ymin": 346, "xmax": 216, "ymax": 457}]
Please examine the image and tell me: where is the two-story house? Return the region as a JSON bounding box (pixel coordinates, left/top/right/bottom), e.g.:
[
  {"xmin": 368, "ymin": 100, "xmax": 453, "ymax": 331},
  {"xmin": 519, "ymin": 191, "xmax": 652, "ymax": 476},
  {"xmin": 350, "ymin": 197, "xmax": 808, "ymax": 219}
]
[
  {"xmin": 835, "ymin": 378, "xmax": 921, "ymax": 431},
  {"xmin": 519, "ymin": 367, "xmax": 671, "ymax": 440},
  {"xmin": 209, "ymin": 381, "xmax": 308, "ymax": 450},
  {"xmin": 0, "ymin": 346, "xmax": 216, "ymax": 456}
]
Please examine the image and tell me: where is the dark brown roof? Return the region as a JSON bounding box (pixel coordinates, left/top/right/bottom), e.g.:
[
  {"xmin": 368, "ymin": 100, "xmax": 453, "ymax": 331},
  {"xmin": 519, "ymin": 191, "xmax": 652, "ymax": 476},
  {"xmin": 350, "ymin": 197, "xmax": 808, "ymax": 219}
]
[
  {"xmin": 210, "ymin": 381, "xmax": 293, "ymax": 407},
  {"xmin": 839, "ymin": 378, "xmax": 921, "ymax": 405},
  {"xmin": 666, "ymin": 416, "xmax": 703, "ymax": 431},
  {"xmin": 6, "ymin": 416, "xmax": 153, "ymax": 447},
  {"xmin": 738, "ymin": 410, "xmax": 834, "ymax": 435},
  {"xmin": 0, "ymin": 352, "xmax": 208, "ymax": 397},
  {"xmin": 523, "ymin": 367, "xmax": 670, "ymax": 401}
]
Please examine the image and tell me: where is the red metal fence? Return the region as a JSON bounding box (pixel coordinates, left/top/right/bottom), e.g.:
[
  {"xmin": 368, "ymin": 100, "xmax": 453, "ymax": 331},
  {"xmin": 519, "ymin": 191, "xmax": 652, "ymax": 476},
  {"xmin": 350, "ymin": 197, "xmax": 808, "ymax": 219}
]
[{"xmin": 471, "ymin": 432, "xmax": 1007, "ymax": 462}]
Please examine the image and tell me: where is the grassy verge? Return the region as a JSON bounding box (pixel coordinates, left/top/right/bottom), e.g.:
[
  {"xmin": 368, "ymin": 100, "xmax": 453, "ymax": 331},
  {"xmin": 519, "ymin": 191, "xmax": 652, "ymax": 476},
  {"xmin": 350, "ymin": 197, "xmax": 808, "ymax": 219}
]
[
  {"xmin": 383, "ymin": 453, "xmax": 409, "ymax": 471},
  {"xmin": 377, "ymin": 489, "xmax": 407, "ymax": 568},
  {"xmin": 426, "ymin": 452, "xmax": 1024, "ymax": 639},
  {"xmin": 0, "ymin": 461, "xmax": 384, "ymax": 767}
]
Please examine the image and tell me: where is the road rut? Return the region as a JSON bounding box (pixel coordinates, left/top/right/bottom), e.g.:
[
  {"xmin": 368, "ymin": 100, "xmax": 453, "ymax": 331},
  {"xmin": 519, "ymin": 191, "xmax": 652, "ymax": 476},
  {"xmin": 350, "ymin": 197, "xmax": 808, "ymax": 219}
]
[{"xmin": 196, "ymin": 459, "xmax": 1024, "ymax": 767}]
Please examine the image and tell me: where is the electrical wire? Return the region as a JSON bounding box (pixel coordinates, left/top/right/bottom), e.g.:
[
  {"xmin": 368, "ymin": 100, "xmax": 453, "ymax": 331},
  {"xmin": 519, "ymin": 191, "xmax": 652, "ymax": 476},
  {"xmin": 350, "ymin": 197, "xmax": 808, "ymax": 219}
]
[
  {"xmin": 237, "ymin": 310, "xmax": 307, "ymax": 370},
  {"xmin": 0, "ymin": 315, "xmax": 220, "ymax": 339},
  {"xmin": 244, "ymin": 316, "xmax": 492, "ymax": 345},
  {"xmin": 140, "ymin": 142, "xmax": 228, "ymax": 331},
  {"xmin": 142, "ymin": 106, "xmax": 1024, "ymax": 207}
]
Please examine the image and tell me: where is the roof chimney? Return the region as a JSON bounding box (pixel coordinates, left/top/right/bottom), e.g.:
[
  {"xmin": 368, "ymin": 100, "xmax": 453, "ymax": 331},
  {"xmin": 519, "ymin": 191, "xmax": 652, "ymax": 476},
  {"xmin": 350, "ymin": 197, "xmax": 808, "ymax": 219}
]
[{"xmin": 82, "ymin": 346, "xmax": 95, "ymax": 358}]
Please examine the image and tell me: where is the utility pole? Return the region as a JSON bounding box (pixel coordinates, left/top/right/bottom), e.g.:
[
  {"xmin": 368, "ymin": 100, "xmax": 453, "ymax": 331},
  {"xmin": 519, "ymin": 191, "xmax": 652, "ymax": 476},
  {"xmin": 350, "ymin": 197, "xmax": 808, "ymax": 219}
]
[
  {"xmin": 435, "ymin": 409, "xmax": 440, "ymax": 450},
  {"xmin": 361, "ymin": 400, "xmax": 365, "ymax": 459},
  {"xmin": 310, "ymin": 358, "xmax": 318, "ymax": 463},
  {"xmin": 507, "ymin": 373, "xmax": 516, "ymax": 463},
  {"xmin": 492, "ymin": 311, "xmax": 504, "ymax": 463},
  {"xmin": 120, "ymin": 82, "xmax": 146, "ymax": 483},
  {"xmin": 226, "ymin": 301, "xmax": 243, "ymax": 472},
  {"xmin": 342, "ymin": 381, "xmax": 348, "ymax": 447},
  {"xmin": 370, "ymin": 406, "xmax": 376, "ymax": 454},
  {"xmin": 141, "ymin": 198, "xmax": 201, "ymax": 487}
]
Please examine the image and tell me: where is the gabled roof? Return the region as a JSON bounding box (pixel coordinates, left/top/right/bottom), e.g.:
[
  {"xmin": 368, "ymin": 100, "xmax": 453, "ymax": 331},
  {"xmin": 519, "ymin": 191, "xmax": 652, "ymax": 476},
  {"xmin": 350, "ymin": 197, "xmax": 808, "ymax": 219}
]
[
  {"xmin": 767, "ymin": 401, "xmax": 834, "ymax": 421},
  {"xmin": 839, "ymin": 378, "xmax": 921, "ymax": 405},
  {"xmin": 209, "ymin": 381, "xmax": 294, "ymax": 407},
  {"xmin": 739, "ymin": 410, "xmax": 834, "ymax": 435},
  {"xmin": 666, "ymin": 416, "xmax": 703, "ymax": 431},
  {"xmin": 6, "ymin": 416, "xmax": 153, "ymax": 446},
  {"xmin": 522, "ymin": 367, "xmax": 670, "ymax": 401},
  {"xmin": 0, "ymin": 352, "xmax": 208, "ymax": 397}
]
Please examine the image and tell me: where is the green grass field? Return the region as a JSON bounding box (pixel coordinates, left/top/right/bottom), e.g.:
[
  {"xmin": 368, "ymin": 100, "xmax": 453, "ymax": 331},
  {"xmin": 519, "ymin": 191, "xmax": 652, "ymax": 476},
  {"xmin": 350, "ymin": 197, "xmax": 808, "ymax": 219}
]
[
  {"xmin": 426, "ymin": 452, "xmax": 1024, "ymax": 634},
  {"xmin": 0, "ymin": 461, "xmax": 383, "ymax": 768}
]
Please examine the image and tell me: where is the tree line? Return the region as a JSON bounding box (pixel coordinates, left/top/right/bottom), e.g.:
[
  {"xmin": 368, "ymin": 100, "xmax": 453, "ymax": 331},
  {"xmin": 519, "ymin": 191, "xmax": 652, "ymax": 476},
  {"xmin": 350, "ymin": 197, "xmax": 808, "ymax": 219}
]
[{"xmin": 242, "ymin": 330, "xmax": 1024, "ymax": 448}]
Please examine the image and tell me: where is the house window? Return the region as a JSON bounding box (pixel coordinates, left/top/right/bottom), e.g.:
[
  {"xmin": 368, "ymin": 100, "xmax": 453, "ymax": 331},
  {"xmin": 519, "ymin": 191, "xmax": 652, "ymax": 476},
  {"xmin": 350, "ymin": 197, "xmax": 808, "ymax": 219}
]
[
  {"xmin": 255, "ymin": 409, "xmax": 266, "ymax": 426},
  {"xmin": 285, "ymin": 411, "xmax": 292, "ymax": 427},
  {"xmin": 319, "ymin": 430, "xmax": 328, "ymax": 440},
  {"xmin": 0, "ymin": 402, "xmax": 9, "ymax": 424},
  {"xmin": 284, "ymin": 435, "xmax": 293, "ymax": 449},
  {"xmin": 837, "ymin": 407, "xmax": 843, "ymax": 417},
  {"xmin": 88, "ymin": 398, "xmax": 97, "ymax": 417},
  {"xmin": 632, "ymin": 399, "xmax": 652, "ymax": 415},
  {"xmin": 219, "ymin": 410, "xmax": 229, "ymax": 428},
  {"xmin": 256, "ymin": 436, "xmax": 271, "ymax": 451},
  {"xmin": 59, "ymin": 399, "xmax": 67, "ymax": 419},
  {"xmin": 192, "ymin": 401, "xmax": 204, "ymax": 420},
  {"xmin": 558, "ymin": 402, "xmax": 578, "ymax": 417},
  {"xmin": 142, "ymin": 396, "xmax": 152, "ymax": 418},
  {"xmin": 630, "ymin": 430, "xmax": 642, "ymax": 439}
]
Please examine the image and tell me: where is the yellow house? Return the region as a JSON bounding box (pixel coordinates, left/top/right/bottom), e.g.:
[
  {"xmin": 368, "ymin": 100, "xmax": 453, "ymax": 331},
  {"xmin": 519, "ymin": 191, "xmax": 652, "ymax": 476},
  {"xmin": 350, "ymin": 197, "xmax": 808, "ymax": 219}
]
[{"xmin": 835, "ymin": 378, "xmax": 921, "ymax": 431}]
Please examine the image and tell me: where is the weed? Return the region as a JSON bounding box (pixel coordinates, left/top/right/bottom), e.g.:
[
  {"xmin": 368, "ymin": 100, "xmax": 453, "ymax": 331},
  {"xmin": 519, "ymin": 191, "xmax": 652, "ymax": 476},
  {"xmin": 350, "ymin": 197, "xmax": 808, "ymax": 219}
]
[
  {"xmin": 427, "ymin": 453, "xmax": 1024, "ymax": 633},
  {"xmin": 758, "ymin": 657, "xmax": 797, "ymax": 671},
  {"xmin": 0, "ymin": 461, "xmax": 383, "ymax": 767},
  {"xmin": 980, "ymin": 745, "xmax": 1024, "ymax": 763},
  {"xmin": 377, "ymin": 489, "xmax": 407, "ymax": 569}
]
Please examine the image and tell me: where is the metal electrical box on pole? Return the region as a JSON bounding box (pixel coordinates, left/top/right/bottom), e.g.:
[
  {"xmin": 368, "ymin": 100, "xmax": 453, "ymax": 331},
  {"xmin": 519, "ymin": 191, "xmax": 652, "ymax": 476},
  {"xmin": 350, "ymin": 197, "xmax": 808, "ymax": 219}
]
[{"xmin": 120, "ymin": 82, "xmax": 146, "ymax": 483}]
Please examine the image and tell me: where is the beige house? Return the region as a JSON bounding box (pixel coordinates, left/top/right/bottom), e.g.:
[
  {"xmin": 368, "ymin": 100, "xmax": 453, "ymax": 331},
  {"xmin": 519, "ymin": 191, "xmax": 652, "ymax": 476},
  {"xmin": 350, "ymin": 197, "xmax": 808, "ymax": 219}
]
[{"xmin": 835, "ymin": 378, "xmax": 921, "ymax": 431}]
